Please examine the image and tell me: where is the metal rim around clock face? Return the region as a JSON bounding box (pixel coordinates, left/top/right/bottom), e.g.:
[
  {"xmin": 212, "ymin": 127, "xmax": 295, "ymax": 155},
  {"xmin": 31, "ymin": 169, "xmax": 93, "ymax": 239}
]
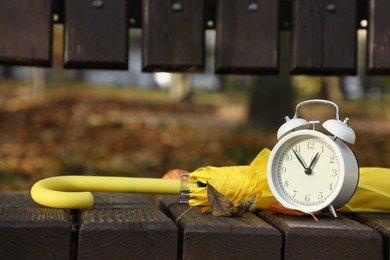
[{"xmin": 267, "ymin": 130, "xmax": 346, "ymax": 213}]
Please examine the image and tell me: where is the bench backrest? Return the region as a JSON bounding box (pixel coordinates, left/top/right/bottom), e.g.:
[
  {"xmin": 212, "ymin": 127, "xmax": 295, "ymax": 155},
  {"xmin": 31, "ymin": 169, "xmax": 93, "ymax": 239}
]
[{"xmin": 0, "ymin": 0, "xmax": 386, "ymax": 75}]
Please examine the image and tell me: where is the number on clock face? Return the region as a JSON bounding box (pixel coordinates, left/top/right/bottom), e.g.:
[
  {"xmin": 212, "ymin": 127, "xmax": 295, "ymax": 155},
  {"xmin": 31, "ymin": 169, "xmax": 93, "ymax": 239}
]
[{"xmin": 276, "ymin": 137, "xmax": 341, "ymax": 206}]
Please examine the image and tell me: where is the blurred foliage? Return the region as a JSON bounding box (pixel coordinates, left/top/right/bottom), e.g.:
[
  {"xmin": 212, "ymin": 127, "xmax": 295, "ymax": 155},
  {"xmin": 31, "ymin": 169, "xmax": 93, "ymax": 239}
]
[
  {"xmin": 0, "ymin": 83, "xmax": 276, "ymax": 190},
  {"xmin": 292, "ymin": 76, "xmax": 322, "ymax": 98},
  {"xmin": 0, "ymin": 82, "xmax": 390, "ymax": 191}
]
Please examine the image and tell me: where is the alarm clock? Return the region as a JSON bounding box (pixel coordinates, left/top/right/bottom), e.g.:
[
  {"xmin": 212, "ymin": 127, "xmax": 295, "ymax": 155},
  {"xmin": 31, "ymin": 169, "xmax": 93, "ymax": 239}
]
[{"xmin": 267, "ymin": 99, "xmax": 359, "ymax": 218}]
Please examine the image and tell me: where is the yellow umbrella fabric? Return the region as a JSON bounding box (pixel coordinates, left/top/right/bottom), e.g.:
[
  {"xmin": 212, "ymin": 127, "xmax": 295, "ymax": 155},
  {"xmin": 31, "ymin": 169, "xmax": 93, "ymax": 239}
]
[
  {"xmin": 188, "ymin": 149, "xmax": 277, "ymax": 210},
  {"xmin": 188, "ymin": 148, "xmax": 390, "ymax": 213}
]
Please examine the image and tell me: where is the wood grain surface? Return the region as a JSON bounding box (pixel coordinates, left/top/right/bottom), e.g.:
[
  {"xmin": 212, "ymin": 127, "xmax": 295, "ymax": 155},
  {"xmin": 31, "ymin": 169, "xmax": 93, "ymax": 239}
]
[
  {"xmin": 349, "ymin": 213, "xmax": 390, "ymax": 259},
  {"xmin": 215, "ymin": 0, "xmax": 279, "ymax": 74},
  {"xmin": 142, "ymin": 0, "xmax": 205, "ymax": 72},
  {"xmin": 0, "ymin": 0, "xmax": 53, "ymax": 66},
  {"xmin": 291, "ymin": 0, "xmax": 357, "ymax": 74},
  {"xmin": 2, "ymin": 192, "xmax": 390, "ymax": 259},
  {"xmin": 0, "ymin": 192, "xmax": 72, "ymax": 260},
  {"xmin": 259, "ymin": 210, "xmax": 382, "ymax": 259},
  {"xmin": 160, "ymin": 195, "xmax": 282, "ymax": 260},
  {"xmin": 63, "ymin": 0, "xmax": 128, "ymax": 69},
  {"xmin": 77, "ymin": 193, "xmax": 177, "ymax": 260},
  {"xmin": 367, "ymin": 0, "xmax": 390, "ymax": 74}
]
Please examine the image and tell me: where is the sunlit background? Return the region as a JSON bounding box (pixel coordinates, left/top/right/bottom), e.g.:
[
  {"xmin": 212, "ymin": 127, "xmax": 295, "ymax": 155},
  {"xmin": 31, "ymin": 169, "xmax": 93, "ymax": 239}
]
[{"xmin": 1, "ymin": 23, "xmax": 390, "ymax": 190}]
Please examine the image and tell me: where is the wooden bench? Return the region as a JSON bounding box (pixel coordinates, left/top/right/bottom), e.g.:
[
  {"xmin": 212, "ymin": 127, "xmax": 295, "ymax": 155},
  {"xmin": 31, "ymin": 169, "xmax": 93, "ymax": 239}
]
[
  {"xmin": 0, "ymin": 192, "xmax": 387, "ymax": 259},
  {"xmin": 1, "ymin": 1, "xmax": 390, "ymax": 259}
]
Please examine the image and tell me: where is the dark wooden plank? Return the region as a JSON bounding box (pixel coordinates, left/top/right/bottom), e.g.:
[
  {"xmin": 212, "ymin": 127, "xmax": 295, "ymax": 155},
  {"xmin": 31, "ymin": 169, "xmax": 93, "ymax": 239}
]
[
  {"xmin": 215, "ymin": 0, "xmax": 279, "ymax": 74},
  {"xmin": 0, "ymin": 0, "xmax": 53, "ymax": 66},
  {"xmin": 258, "ymin": 210, "xmax": 382, "ymax": 259},
  {"xmin": 291, "ymin": 0, "xmax": 357, "ymax": 75},
  {"xmin": 322, "ymin": 0, "xmax": 357, "ymax": 74},
  {"xmin": 348, "ymin": 213, "xmax": 390, "ymax": 259},
  {"xmin": 367, "ymin": 0, "xmax": 390, "ymax": 74},
  {"xmin": 290, "ymin": 0, "xmax": 323, "ymax": 73},
  {"xmin": 77, "ymin": 193, "xmax": 177, "ymax": 260},
  {"xmin": 142, "ymin": 0, "xmax": 205, "ymax": 72},
  {"xmin": 0, "ymin": 192, "xmax": 73, "ymax": 259},
  {"xmin": 160, "ymin": 195, "xmax": 282, "ymax": 260},
  {"xmin": 63, "ymin": 0, "xmax": 128, "ymax": 69}
]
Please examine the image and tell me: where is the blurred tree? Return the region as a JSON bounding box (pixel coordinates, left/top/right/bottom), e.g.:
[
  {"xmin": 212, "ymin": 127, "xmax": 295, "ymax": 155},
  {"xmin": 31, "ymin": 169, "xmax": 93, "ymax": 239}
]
[
  {"xmin": 247, "ymin": 31, "xmax": 294, "ymax": 126},
  {"xmin": 1, "ymin": 66, "xmax": 13, "ymax": 78},
  {"xmin": 170, "ymin": 74, "xmax": 192, "ymax": 101},
  {"xmin": 30, "ymin": 68, "xmax": 46, "ymax": 99}
]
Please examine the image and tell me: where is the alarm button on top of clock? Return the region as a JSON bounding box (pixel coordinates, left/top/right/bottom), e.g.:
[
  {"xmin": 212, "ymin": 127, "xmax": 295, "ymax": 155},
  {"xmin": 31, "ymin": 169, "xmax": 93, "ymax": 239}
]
[
  {"xmin": 323, "ymin": 118, "xmax": 356, "ymax": 144},
  {"xmin": 277, "ymin": 117, "xmax": 310, "ymax": 140}
]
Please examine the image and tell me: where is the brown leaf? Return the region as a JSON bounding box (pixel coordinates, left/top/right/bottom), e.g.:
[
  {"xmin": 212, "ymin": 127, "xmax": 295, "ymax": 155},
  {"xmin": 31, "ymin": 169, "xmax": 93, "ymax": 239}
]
[
  {"xmin": 207, "ymin": 182, "xmax": 237, "ymax": 217},
  {"xmin": 269, "ymin": 202, "xmax": 322, "ymax": 221},
  {"xmin": 200, "ymin": 206, "xmax": 211, "ymax": 213},
  {"xmin": 236, "ymin": 195, "xmax": 256, "ymax": 216},
  {"xmin": 162, "ymin": 169, "xmax": 187, "ymax": 179}
]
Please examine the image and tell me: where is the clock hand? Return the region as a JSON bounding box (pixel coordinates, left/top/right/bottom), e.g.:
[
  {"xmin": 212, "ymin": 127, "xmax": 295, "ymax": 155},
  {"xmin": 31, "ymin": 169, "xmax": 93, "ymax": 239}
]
[
  {"xmin": 292, "ymin": 149, "xmax": 308, "ymax": 172},
  {"xmin": 308, "ymin": 152, "xmax": 320, "ymax": 170},
  {"xmin": 304, "ymin": 152, "xmax": 319, "ymax": 175}
]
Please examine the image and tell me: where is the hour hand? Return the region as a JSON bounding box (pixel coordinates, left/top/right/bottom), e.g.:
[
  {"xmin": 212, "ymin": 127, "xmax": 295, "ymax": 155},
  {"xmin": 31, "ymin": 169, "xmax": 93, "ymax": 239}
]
[
  {"xmin": 308, "ymin": 152, "xmax": 320, "ymax": 170},
  {"xmin": 292, "ymin": 149, "xmax": 308, "ymax": 171}
]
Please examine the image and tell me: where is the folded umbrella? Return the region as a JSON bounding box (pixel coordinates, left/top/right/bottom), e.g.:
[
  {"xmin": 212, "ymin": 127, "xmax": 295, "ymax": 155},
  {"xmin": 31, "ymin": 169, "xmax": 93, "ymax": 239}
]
[{"xmin": 31, "ymin": 148, "xmax": 390, "ymax": 214}]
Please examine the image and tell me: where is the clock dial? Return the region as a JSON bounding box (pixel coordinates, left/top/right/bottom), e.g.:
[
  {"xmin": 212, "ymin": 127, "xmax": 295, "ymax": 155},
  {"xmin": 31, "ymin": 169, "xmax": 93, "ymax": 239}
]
[{"xmin": 276, "ymin": 137, "xmax": 341, "ymax": 207}]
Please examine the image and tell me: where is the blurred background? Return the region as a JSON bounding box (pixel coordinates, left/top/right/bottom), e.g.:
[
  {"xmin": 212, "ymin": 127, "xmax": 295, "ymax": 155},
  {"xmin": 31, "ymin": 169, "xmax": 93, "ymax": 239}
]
[{"xmin": 1, "ymin": 25, "xmax": 390, "ymax": 190}]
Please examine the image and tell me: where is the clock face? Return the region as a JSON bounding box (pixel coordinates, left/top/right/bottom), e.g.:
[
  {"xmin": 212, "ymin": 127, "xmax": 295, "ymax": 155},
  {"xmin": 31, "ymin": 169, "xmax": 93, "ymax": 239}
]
[{"xmin": 268, "ymin": 132, "xmax": 344, "ymax": 212}]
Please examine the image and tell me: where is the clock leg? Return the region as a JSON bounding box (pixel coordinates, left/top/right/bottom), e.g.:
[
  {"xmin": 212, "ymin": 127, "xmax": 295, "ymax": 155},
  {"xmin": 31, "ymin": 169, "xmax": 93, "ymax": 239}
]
[{"xmin": 328, "ymin": 205, "xmax": 338, "ymax": 218}]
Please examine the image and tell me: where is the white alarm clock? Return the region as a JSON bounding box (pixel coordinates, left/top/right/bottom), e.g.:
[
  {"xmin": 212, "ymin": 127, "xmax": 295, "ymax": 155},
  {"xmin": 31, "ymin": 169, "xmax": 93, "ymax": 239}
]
[{"xmin": 267, "ymin": 99, "xmax": 359, "ymax": 218}]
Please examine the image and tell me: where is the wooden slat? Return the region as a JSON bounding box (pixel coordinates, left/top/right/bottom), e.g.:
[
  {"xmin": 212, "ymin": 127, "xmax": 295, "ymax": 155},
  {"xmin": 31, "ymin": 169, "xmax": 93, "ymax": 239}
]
[
  {"xmin": 0, "ymin": 0, "xmax": 53, "ymax": 66},
  {"xmin": 322, "ymin": 0, "xmax": 357, "ymax": 73},
  {"xmin": 63, "ymin": 0, "xmax": 128, "ymax": 69},
  {"xmin": 258, "ymin": 210, "xmax": 382, "ymax": 259},
  {"xmin": 142, "ymin": 0, "xmax": 204, "ymax": 72},
  {"xmin": 349, "ymin": 213, "xmax": 390, "ymax": 259},
  {"xmin": 291, "ymin": 0, "xmax": 357, "ymax": 75},
  {"xmin": 0, "ymin": 192, "xmax": 73, "ymax": 259},
  {"xmin": 290, "ymin": 0, "xmax": 322, "ymax": 73},
  {"xmin": 160, "ymin": 195, "xmax": 282, "ymax": 260},
  {"xmin": 215, "ymin": 0, "xmax": 279, "ymax": 74},
  {"xmin": 77, "ymin": 193, "xmax": 177, "ymax": 260},
  {"xmin": 367, "ymin": 0, "xmax": 390, "ymax": 74}
]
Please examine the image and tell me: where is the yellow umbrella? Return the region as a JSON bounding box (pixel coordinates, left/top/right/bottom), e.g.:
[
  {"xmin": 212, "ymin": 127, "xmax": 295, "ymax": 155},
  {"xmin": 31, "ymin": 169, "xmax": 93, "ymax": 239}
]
[{"xmin": 31, "ymin": 148, "xmax": 390, "ymax": 214}]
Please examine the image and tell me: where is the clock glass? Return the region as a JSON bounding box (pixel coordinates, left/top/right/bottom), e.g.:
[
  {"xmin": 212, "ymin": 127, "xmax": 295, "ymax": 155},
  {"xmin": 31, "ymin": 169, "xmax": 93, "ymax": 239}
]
[{"xmin": 274, "ymin": 135, "xmax": 342, "ymax": 209}]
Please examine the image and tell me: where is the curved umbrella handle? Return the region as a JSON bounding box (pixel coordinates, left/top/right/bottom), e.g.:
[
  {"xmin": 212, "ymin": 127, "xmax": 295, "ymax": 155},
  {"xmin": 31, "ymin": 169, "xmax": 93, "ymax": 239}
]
[{"xmin": 31, "ymin": 176, "xmax": 182, "ymax": 209}]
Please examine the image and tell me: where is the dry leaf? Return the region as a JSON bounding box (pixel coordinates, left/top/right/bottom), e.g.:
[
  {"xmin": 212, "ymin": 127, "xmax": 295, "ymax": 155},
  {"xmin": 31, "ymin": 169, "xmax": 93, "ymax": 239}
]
[
  {"xmin": 207, "ymin": 182, "xmax": 238, "ymax": 217},
  {"xmin": 206, "ymin": 182, "xmax": 257, "ymax": 217},
  {"xmin": 269, "ymin": 202, "xmax": 321, "ymax": 221},
  {"xmin": 236, "ymin": 194, "xmax": 256, "ymax": 216},
  {"xmin": 200, "ymin": 206, "xmax": 211, "ymax": 213},
  {"xmin": 162, "ymin": 169, "xmax": 187, "ymax": 179}
]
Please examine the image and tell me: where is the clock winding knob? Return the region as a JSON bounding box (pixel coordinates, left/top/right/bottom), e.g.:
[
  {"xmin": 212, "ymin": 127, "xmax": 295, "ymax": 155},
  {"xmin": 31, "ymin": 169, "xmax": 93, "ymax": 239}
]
[{"xmin": 322, "ymin": 118, "xmax": 356, "ymax": 144}]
